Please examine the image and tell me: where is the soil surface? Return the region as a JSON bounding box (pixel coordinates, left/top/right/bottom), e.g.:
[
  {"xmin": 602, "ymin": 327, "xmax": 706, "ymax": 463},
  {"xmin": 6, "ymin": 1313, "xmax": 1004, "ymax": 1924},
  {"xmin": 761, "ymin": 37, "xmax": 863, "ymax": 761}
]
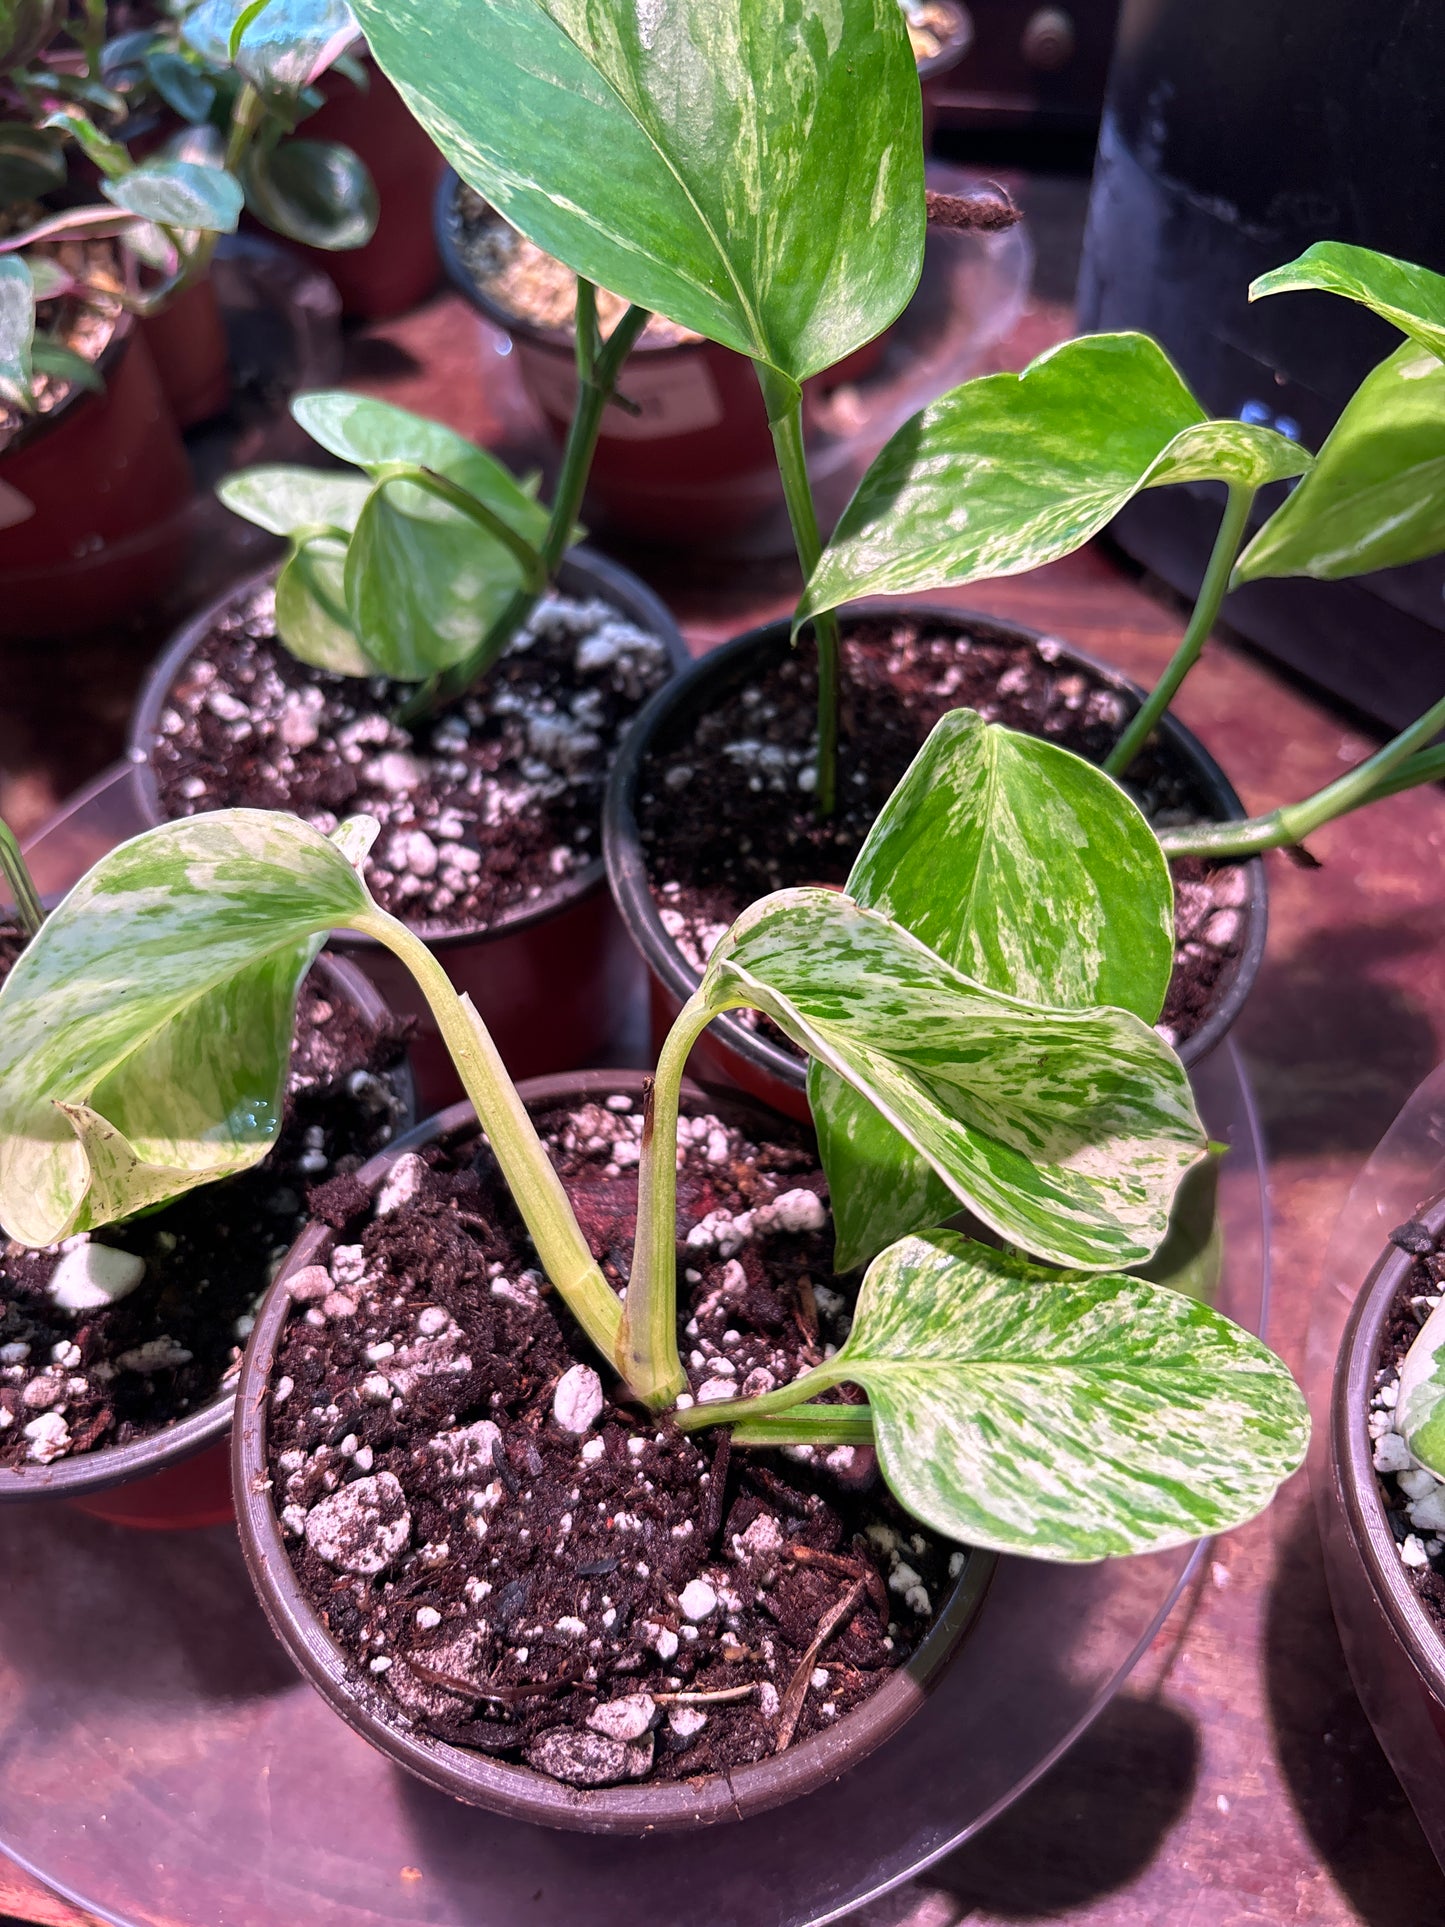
[
  {"xmin": 0, "ymin": 225, "xmax": 126, "ymax": 450},
  {"xmin": 635, "ymin": 617, "xmax": 1252, "ymax": 1053},
  {"xmin": 1368, "ymin": 1228, "xmax": 1445, "ymax": 1633},
  {"xmin": 448, "ymin": 187, "xmax": 699, "ymax": 348},
  {"xmin": 0, "ymin": 932, "xmax": 411, "ymax": 1469},
  {"xmin": 147, "ymin": 577, "xmax": 673, "ymax": 935},
  {"xmin": 266, "ymin": 1092, "xmax": 965, "ymax": 1788}
]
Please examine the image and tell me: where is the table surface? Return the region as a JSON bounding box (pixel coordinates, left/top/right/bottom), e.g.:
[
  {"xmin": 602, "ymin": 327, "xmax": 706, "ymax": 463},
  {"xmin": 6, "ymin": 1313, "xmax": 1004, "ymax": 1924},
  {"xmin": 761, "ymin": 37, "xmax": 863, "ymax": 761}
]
[{"xmin": 4, "ymin": 168, "xmax": 1445, "ymax": 1927}]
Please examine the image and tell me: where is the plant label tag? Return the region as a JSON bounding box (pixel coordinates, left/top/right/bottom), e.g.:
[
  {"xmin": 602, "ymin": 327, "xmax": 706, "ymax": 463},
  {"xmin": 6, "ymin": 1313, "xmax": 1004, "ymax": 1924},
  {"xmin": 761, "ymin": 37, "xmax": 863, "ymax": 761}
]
[
  {"xmin": 524, "ymin": 351, "xmax": 724, "ymax": 442},
  {"xmin": 0, "ymin": 478, "xmax": 35, "ymax": 530}
]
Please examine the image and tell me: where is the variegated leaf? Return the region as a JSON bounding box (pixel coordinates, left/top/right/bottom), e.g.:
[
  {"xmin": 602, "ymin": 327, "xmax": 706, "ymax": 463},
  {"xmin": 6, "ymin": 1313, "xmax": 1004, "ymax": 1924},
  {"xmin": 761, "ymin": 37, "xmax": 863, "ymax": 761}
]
[
  {"xmin": 346, "ymin": 0, "xmax": 924, "ymax": 389},
  {"xmin": 0, "ymin": 812, "xmax": 377, "ymax": 1247},
  {"xmin": 812, "ymin": 710, "xmax": 1178, "ymax": 1270},
  {"xmin": 184, "ymin": 0, "xmax": 358, "ymax": 93},
  {"xmin": 797, "ymin": 333, "xmax": 1309, "ymax": 622},
  {"xmin": 703, "ymin": 889, "xmax": 1206, "ymax": 1270},
  {"xmin": 218, "ymin": 466, "xmax": 373, "ymax": 676},
  {"xmin": 814, "ymin": 1229, "xmax": 1308, "ymax": 1558},
  {"xmin": 1252, "ymin": 242, "xmax": 1445, "ymax": 366},
  {"xmin": 1132, "ymin": 1152, "xmax": 1222, "ymax": 1307},
  {"xmin": 1396, "ymin": 1299, "xmax": 1445, "ymax": 1476}
]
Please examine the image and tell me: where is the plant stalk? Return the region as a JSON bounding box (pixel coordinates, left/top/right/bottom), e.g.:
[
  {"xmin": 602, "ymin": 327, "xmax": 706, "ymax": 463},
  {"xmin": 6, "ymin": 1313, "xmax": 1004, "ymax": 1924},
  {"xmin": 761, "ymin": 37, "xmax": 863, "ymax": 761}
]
[
  {"xmin": 0, "ymin": 815, "xmax": 43, "ymax": 937},
  {"xmin": 676, "ymin": 1364, "xmax": 851, "ymax": 1433},
  {"xmin": 376, "ymin": 465, "xmax": 546, "ymax": 588},
  {"xmin": 351, "ymin": 907, "xmax": 622, "ymax": 1361},
  {"xmin": 1157, "ymin": 688, "xmax": 1445, "ymax": 858},
  {"xmin": 758, "ymin": 363, "xmax": 840, "ymax": 817},
  {"xmin": 727, "ymin": 1404, "xmax": 875, "ymax": 1448},
  {"xmin": 408, "ymin": 297, "xmax": 651, "ymax": 721},
  {"xmin": 1105, "ymin": 484, "xmax": 1256, "ymax": 780},
  {"xmin": 616, "ymin": 992, "xmax": 714, "ymax": 1409}
]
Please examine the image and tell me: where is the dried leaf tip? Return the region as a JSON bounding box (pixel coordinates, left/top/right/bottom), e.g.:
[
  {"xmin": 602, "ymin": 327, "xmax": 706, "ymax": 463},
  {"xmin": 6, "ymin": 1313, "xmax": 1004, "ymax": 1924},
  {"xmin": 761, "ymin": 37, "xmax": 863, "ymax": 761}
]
[{"xmin": 925, "ymin": 188, "xmax": 1020, "ymax": 234}]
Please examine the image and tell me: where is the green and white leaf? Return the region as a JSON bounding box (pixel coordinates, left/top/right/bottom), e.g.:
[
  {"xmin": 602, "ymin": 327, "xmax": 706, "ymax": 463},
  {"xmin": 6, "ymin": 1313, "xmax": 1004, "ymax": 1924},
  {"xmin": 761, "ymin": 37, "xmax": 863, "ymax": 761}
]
[
  {"xmin": 347, "ymin": 0, "xmax": 924, "ymax": 390},
  {"xmin": 1132, "ymin": 1152, "xmax": 1222, "ymax": 1307},
  {"xmin": 276, "ymin": 534, "xmax": 372, "ymax": 676},
  {"xmin": 1235, "ymin": 344, "xmax": 1445, "ymax": 583},
  {"xmin": 1252, "ymin": 242, "xmax": 1445, "ymax": 367},
  {"xmin": 102, "ymin": 159, "xmax": 243, "ymax": 233},
  {"xmin": 1396, "ymin": 1298, "xmax": 1445, "ymax": 1477},
  {"xmin": 217, "ymin": 463, "xmax": 371, "ymax": 540},
  {"xmin": 809, "ymin": 1229, "xmax": 1308, "ymax": 1558},
  {"xmin": 145, "ymin": 47, "xmax": 217, "ymax": 123},
  {"xmin": 0, "ymin": 255, "xmax": 36, "ymax": 409},
  {"xmin": 184, "ymin": 0, "xmax": 358, "ymax": 93},
  {"xmin": 703, "ymin": 889, "xmax": 1206, "ymax": 1271},
  {"xmin": 243, "ymin": 138, "xmax": 377, "ymax": 250},
  {"xmin": 798, "ymin": 333, "xmax": 1309, "ymax": 621},
  {"xmin": 812, "ymin": 709, "xmax": 1177, "ymax": 1269},
  {"xmin": 0, "ymin": 811, "xmax": 378, "ymax": 1247}
]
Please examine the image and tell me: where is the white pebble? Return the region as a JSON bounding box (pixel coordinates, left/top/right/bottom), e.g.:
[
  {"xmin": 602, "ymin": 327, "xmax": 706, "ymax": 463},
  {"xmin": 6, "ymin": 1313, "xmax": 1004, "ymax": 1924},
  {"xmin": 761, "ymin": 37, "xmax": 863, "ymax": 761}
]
[
  {"xmin": 644, "ymin": 1621, "xmax": 679, "ymax": 1660},
  {"xmin": 554, "ymin": 1363, "xmax": 604, "ymax": 1434},
  {"xmin": 668, "ymin": 1706, "xmax": 707, "ymax": 1740},
  {"xmin": 1374, "ymin": 1432, "xmax": 1413, "ymax": 1473},
  {"xmin": 415, "ymin": 1606, "xmax": 442, "ymax": 1630},
  {"xmin": 23, "ymin": 1412, "xmax": 69, "ymax": 1462},
  {"xmin": 1402, "ymin": 1533, "xmax": 1432, "ymax": 1569},
  {"xmin": 581, "ymin": 1437, "xmax": 606, "ymax": 1462},
  {"xmin": 589, "ymin": 1693, "xmax": 655, "ymax": 1741},
  {"xmin": 679, "ymin": 1579, "xmax": 718, "ymax": 1621},
  {"xmin": 375, "ymin": 1152, "xmax": 427, "ymax": 1216},
  {"xmin": 47, "ymin": 1242, "xmax": 146, "ymax": 1311}
]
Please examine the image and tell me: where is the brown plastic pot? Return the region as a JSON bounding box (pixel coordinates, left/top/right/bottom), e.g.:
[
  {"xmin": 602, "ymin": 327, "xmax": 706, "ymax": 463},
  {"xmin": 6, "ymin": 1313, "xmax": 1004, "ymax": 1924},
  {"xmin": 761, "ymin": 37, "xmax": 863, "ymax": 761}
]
[
  {"xmin": 128, "ymin": 549, "xmax": 690, "ymax": 1110},
  {"xmin": 0, "ymin": 312, "xmax": 193, "ymax": 638},
  {"xmin": 284, "ymin": 60, "xmax": 444, "ymax": 320},
  {"xmin": 141, "ymin": 275, "xmax": 232, "ymax": 429},
  {"xmin": 233, "ymin": 1071, "xmax": 995, "ymax": 1832},
  {"xmin": 0, "ymin": 952, "xmax": 415, "ymax": 1530},
  {"xmin": 604, "ymin": 608, "xmax": 1269, "ymax": 1125},
  {"xmin": 1325, "ymin": 1192, "xmax": 1445, "ymax": 1854}
]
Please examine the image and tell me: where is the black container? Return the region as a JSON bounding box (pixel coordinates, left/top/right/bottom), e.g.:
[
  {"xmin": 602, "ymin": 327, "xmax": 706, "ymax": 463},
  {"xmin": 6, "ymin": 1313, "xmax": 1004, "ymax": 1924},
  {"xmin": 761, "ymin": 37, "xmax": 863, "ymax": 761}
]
[{"xmin": 1077, "ymin": 0, "xmax": 1445, "ymax": 730}]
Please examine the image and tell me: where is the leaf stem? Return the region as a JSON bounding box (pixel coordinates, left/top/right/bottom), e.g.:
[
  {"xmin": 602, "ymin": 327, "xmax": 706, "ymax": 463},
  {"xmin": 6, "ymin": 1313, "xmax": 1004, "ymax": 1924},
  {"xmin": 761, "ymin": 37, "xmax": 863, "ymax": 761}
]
[
  {"xmin": 676, "ymin": 1366, "xmax": 849, "ymax": 1433},
  {"xmin": 727, "ymin": 1404, "xmax": 874, "ymax": 1448},
  {"xmin": 1156, "ymin": 689, "xmax": 1445, "ymax": 857},
  {"xmin": 350, "ymin": 906, "xmax": 622, "ymax": 1362},
  {"xmin": 616, "ymin": 991, "xmax": 713, "ymax": 1409},
  {"xmin": 0, "ymin": 815, "xmax": 43, "ymax": 937},
  {"xmin": 375, "ymin": 464, "xmax": 547, "ymax": 589},
  {"xmin": 758, "ymin": 363, "xmax": 839, "ymax": 817},
  {"xmin": 1105, "ymin": 484, "xmax": 1256, "ymax": 780}
]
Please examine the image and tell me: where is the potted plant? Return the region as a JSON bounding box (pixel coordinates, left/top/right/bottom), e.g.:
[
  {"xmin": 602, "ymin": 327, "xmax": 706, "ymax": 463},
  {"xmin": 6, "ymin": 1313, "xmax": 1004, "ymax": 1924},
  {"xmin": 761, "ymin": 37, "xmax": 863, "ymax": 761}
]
[
  {"xmin": 128, "ymin": 390, "xmax": 688, "ymax": 1098},
  {"xmin": 0, "ymin": 810, "xmax": 414, "ymax": 1527},
  {"xmin": 1, "ymin": 712, "xmax": 1307, "ymax": 1822}
]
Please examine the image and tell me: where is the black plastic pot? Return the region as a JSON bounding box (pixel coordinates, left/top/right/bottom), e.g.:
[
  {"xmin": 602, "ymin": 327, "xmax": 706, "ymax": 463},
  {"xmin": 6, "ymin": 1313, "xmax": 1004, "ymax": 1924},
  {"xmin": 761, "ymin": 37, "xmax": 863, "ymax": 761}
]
[
  {"xmin": 0, "ymin": 952, "xmax": 414, "ymax": 1530},
  {"xmin": 604, "ymin": 608, "xmax": 1268, "ymax": 1124},
  {"xmin": 234, "ymin": 1072, "xmax": 995, "ymax": 1834},
  {"xmin": 128, "ymin": 550, "xmax": 690, "ymax": 1109}
]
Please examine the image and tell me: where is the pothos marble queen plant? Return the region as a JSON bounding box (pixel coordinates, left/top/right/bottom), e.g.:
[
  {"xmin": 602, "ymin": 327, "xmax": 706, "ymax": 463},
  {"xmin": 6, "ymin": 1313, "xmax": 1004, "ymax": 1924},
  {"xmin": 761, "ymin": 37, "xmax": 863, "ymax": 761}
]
[{"xmin": 0, "ymin": 715, "xmax": 1307, "ymax": 1560}]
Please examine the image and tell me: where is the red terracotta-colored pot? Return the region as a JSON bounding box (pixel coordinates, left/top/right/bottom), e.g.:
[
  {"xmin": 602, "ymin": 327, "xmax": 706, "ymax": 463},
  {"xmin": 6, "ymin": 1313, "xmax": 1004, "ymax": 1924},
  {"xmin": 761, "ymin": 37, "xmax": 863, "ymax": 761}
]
[
  {"xmin": 286, "ymin": 60, "xmax": 444, "ymax": 320},
  {"xmin": 128, "ymin": 549, "xmax": 690, "ymax": 1111},
  {"xmin": 0, "ymin": 312, "xmax": 193, "ymax": 638},
  {"xmin": 604, "ymin": 609, "xmax": 1269, "ymax": 1126},
  {"xmin": 234, "ymin": 1073, "xmax": 995, "ymax": 1832},
  {"xmin": 0, "ymin": 953, "xmax": 414, "ymax": 1531},
  {"xmin": 141, "ymin": 274, "xmax": 232, "ymax": 429}
]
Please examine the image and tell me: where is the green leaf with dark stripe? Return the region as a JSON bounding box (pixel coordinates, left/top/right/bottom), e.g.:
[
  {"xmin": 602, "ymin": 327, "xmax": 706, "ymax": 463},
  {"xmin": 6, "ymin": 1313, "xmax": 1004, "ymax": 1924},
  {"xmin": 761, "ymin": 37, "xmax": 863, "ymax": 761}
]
[
  {"xmin": 816, "ymin": 1229, "xmax": 1308, "ymax": 1558},
  {"xmin": 1251, "ymin": 242, "xmax": 1445, "ymax": 366},
  {"xmin": 703, "ymin": 889, "xmax": 1206, "ymax": 1271},
  {"xmin": 0, "ymin": 811, "xmax": 377, "ymax": 1246},
  {"xmin": 811, "ymin": 709, "xmax": 1178, "ymax": 1269},
  {"xmin": 346, "ymin": 0, "xmax": 924, "ymax": 391}
]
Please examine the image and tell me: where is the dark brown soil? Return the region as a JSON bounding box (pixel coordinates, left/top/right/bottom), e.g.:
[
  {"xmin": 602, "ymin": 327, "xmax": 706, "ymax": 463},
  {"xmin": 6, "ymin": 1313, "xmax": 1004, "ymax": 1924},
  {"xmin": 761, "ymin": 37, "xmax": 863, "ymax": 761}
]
[
  {"xmin": 266, "ymin": 1093, "xmax": 964, "ymax": 1788},
  {"xmin": 0, "ymin": 227, "xmax": 126, "ymax": 450},
  {"xmin": 146, "ymin": 578, "xmax": 673, "ymax": 935},
  {"xmin": 1370, "ymin": 1236, "xmax": 1445, "ymax": 1630},
  {"xmin": 0, "ymin": 931, "xmax": 411, "ymax": 1468},
  {"xmin": 636, "ymin": 617, "xmax": 1251, "ymax": 1053}
]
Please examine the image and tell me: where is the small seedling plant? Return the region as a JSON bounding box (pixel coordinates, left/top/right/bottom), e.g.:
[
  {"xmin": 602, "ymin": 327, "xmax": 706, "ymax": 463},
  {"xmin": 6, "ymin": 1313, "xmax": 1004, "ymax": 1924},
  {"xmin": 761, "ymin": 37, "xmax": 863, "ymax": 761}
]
[
  {"xmin": 0, "ymin": 714, "xmax": 1307, "ymax": 1562},
  {"xmin": 795, "ymin": 241, "xmax": 1445, "ymax": 858},
  {"xmin": 0, "ymin": 0, "xmax": 378, "ymax": 412}
]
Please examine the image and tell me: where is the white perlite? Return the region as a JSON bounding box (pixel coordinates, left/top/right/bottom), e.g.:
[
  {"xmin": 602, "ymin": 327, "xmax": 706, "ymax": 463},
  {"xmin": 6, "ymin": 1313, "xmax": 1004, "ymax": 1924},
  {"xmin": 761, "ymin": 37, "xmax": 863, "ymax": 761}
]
[
  {"xmin": 588, "ymin": 1693, "xmax": 656, "ymax": 1742},
  {"xmin": 1373, "ymin": 1431, "xmax": 1413, "ymax": 1474},
  {"xmin": 23, "ymin": 1412, "xmax": 70, "ymax": 1463},
  {"xmin": 375, "ymin": 1152, "xmax": 427, "ymax": 1217},
  {"xmin": 427, "ymin": 1420, "xmax": 501, "ymax": 1481},
  {"xmin": 553, "ymin": 1363, "xmax": 604, "ymax": 1434},
  {"xmin": 305, "ymin": 1472, "xmax": 411, "ymax": 1575},
  {"xmin": 679, "ymin": 1578, "xmax": 718, "ymax": 1621},
  {"xmin": 668, "ymin": 1706, "xmax": 707, "ymax": 1740},
  {"xmin": 47, "ymin": 1242, "xmax": 146, "ymax": 1311}
]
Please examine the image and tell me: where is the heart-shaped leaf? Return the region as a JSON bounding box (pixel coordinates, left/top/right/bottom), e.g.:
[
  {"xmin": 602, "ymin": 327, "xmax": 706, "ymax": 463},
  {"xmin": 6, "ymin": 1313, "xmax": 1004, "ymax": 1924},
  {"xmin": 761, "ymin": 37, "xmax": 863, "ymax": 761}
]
[
  {"xmin": 275, "ymin": 535, "xmax": 371, "ymax": 676},
  {"xmin": 1133, "ymin": 1153, "xmax": 1222, "ymax": 1307},
  {"xmin": 798, "ymin": 333, "xmax": 1309, "ymax": 622},
  {"xmin": 0, "ymin": 123, "xmax": 64, "ymax": 202},
  {"xmin": 812, "ymin": 709, "xmax": 1177, "ymax": 1269},
  {"xmin": 806, "ymin": 1229, "xmax": 1308, "ymax": 1558},
  {"xmin": 702, "ymin": 888, "xmax": 1206, "ymax": 1271},
  {"xmin": 0, "ymin": 256, "xmax": 35, "ymax": 408},
  {"xmin": 243, "ymin": 138, "xmax": 377, "ymax": 249},
  {"xmin": 184, "ymin": 0, "xmax": 358, "ymax": 94},
  {"xmin": 1235, "ymin": 343, "xmax": 1445, "ymax": 583},
  {"xmin": 103, "ymin": 158, "xmax": 244, "ymax": 233},
  {"xmin": 145, "ymin": 47, "xmax": 217, "ymax": 122},
  {"xmin": 217, "ymin": 463, "xmax": 371, "ymax": 540},
  {"xmin": 1397, "ymin": 1299, "xmax": 1445, "ymax": 1476},
  {"xmin": 0, "ymin": 812, "xmax": 377, "ymax": 1247},
  {"xmin": 348, "ymin": 0, "xmax": 925, "ymax": 390},
  {"xmin": 1252, "ymin": 242, "xmax": 1445, "ymax": 366}
]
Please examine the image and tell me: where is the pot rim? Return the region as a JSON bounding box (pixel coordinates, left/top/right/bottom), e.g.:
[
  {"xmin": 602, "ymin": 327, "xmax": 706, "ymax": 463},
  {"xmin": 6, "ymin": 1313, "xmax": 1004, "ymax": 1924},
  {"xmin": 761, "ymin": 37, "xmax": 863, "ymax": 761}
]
[
  {"xmin": 232, "ymin": 1070, "xmax": 996, "ymax": 1834},
  {"xmin": 0, "ymin": 950, "xmax": 415, "ymax": 1504},
  {"xmin": 125, "ymin": 546, "xmax": 690, "ymax": 952},
  {"xmin": 1331, "ymin": 1192, "xmax": 1445, "ymax": 1704},
  {"xmin": 602, "ymin": 603, "xmax": 1270, "ymax": 1089}
]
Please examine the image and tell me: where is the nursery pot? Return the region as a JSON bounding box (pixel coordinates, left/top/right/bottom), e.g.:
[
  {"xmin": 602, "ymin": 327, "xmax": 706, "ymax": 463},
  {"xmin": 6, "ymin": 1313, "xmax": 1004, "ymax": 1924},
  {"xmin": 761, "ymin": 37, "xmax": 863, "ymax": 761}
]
[
  {"xmin": 603, "ymin": 608, "xmax": 1268, "ymax": 1125},
  {"xmin": 140, "ymin": 275, "xmax": 232, "ymax": 430},
  {"xmin": 128, "ymin": 549, "xmax": 690, "ymax": 1109},
  {"xmin": 0, "ymin": 312, "xmax": 192, "ymax": 639},
  {"xmin": 233, "ymin": 1072, "xmax": 995, "ymax": 1833},
  {"xmin": 0, "ymin": 953, "xmax": 413, "ymax": 1531},
  {"xmin": 1325, "ymin": 1192, "xmax": 1445, "ymax": 1858},
  {"xmin": 916, "ymin": 0, "xmax": 974, "ymax": 147}
]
